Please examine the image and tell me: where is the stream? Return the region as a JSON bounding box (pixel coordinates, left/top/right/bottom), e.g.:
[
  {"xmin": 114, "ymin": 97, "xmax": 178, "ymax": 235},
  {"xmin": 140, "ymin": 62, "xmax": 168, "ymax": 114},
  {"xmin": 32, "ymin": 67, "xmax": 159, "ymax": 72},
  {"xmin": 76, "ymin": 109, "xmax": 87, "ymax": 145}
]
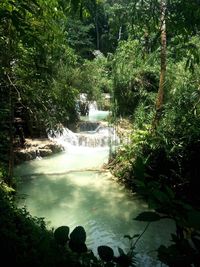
[{"xmin": 15, "ymin": 109, "xmax": 174, "ymax": 266}]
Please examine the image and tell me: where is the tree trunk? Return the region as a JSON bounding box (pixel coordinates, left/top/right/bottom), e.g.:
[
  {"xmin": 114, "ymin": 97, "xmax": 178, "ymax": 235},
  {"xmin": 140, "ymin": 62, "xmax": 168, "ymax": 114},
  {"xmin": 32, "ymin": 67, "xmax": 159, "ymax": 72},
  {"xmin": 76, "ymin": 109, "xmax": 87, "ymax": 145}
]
[
  {"xmin": 118, "ymin": 26, "xmax": 122, "ymax": 41},
  {"xmin": 7, "ymin": 78, "xmax": 14, "ymax": 185},
  {"xmin": 96, "ymin": 20, "xmax": 100, "ymax": 50},
  {"xmin": 80, "ymin": 1, "xmax": 83, "ymax": 21},
  {"xmin": 4, "ymin": 17, "xmax": 14, "ymax": 185},
  {"xmin": 152, "ymin": 0, "xmax": 167, "ymax": 130},
  {"xmin": 94, "ymin": 0, "xmax": 100, "ymax": 50}
]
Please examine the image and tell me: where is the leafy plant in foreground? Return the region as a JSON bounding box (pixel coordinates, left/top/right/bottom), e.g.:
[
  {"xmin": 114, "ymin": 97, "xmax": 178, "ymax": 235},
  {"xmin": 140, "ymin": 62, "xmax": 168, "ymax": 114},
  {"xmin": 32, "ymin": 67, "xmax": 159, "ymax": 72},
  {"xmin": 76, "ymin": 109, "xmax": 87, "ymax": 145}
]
[
  {"xmin": 54, "ymin": 224, "xmax": 137, "ymax": 267},
  {"xmin": 135, "ymin": 210, "xmax": 200, "ymax": 267}
]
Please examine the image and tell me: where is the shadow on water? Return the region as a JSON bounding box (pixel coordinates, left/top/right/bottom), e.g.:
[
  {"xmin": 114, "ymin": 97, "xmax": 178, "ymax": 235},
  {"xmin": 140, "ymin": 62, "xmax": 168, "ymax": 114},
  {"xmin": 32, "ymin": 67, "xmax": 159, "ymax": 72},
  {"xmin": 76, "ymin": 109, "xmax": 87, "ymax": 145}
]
[{"xmin": 18, "ymin": 171, "xmax": 143, "ymax": 224}]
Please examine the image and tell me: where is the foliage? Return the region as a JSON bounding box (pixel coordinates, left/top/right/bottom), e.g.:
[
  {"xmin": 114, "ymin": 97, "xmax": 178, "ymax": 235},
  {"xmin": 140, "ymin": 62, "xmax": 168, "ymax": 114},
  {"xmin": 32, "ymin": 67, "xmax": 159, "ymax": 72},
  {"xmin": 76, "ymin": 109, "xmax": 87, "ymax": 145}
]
[
  {"xmin": 97, "ymin": 244, "xmax": 136, "ymax": 266},
  {"xmin": 69, "ymin": 226, "xmax": 87, "ymax": 253},
  {"xmin": 112, "ymin": 40, "xmax": 159, "ymax": 116},
  {"xmin": 109, "ymin": 34, "xmax": 200, "ymax": 266},
  {"xmin": 0, "ymin": 0, "xmax": 82, "ymax": 178},
  {"xmin": 134, "ymin": 210, "xmax": 200, "ymax": 267},
  {"xmin": 54, "ymin": 226, "xmax": 70, "ymax": 246},
  {"xmin": 66, "ymin": 18, "xmax": 94, "ymax": 57},
  {"xmin": 98, "ymin": 246, "xmax": 114, "ymax": 262},
  {"xmin": 74, "ymin": 53, "xmax": 113, "ymax": 108},
  {"xmin": 110, "ymin": 34, "xmax": 200, "ymax": 200}
]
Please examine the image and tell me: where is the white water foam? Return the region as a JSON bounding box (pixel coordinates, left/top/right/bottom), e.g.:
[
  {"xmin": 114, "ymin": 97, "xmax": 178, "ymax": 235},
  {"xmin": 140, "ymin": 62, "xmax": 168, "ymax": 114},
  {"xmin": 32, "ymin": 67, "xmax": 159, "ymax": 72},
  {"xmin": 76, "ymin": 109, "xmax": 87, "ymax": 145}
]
[{"xmin": 48, "ymin": 124, "xmax": 120, "ymax": 150}]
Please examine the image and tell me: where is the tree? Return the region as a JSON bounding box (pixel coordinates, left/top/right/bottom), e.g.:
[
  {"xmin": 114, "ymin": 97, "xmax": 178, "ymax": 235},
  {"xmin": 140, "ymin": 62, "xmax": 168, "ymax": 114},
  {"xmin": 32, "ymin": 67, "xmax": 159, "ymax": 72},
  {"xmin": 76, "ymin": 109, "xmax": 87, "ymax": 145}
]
[
  {"xmin": 0, "ymin": 0, "xmax": 40, "ymax": 184},
  {"xmin": 0, "ymin": 0, "xmax": 79, "ymax": 184},
  {"xmin": 152, "ymin": 0, "xmax": 167, "ymax": 129}
]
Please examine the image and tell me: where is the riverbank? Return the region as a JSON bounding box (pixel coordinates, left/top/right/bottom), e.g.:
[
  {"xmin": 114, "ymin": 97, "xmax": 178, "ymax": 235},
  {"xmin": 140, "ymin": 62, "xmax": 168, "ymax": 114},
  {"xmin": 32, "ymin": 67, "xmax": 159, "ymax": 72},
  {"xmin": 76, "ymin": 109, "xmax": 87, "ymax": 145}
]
[{"xmin": 14, "ymin": 138, "xmax": 63, "ymax": 164}]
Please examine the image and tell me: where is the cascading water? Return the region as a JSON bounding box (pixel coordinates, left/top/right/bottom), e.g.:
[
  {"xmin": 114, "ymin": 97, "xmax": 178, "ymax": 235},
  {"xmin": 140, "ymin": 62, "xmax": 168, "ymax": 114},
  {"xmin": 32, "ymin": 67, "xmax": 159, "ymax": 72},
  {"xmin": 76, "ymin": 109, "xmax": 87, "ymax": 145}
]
[
  {"xmin": 48, "ymin": 121, "xmax": 120, "ymax": 150},
  {"xmin": 48, "ymin": 127, "xmax": 79, "ymax": 148},
  {"xmin": 88, "ymin": 100, "xmax": 110, "ymax": 122},
  {"xmin": 15, "ymin": 104, "xmax": 174, "ymax": 267}
]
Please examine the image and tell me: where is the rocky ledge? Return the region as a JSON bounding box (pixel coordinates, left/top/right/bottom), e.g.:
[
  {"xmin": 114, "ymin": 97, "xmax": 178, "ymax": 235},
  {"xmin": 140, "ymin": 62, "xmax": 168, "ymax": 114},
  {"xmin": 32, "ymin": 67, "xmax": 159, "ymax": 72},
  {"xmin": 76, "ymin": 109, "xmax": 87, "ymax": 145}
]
[{"xmin": 14, "ymin": 138, "xmax": 63, "ymax": 164}]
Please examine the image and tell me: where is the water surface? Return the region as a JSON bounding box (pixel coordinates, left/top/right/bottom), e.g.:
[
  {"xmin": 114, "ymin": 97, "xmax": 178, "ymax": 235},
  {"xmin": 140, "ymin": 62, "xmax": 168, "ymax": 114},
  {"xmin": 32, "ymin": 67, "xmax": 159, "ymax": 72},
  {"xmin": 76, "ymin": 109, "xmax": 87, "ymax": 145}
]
[
  {"xmin": 15, "ymin": 147, "xmax": 174, "ymax": 266},
  {"xmin": 15, "ymin": 110, "xmax": 174, "ymax": 266}
]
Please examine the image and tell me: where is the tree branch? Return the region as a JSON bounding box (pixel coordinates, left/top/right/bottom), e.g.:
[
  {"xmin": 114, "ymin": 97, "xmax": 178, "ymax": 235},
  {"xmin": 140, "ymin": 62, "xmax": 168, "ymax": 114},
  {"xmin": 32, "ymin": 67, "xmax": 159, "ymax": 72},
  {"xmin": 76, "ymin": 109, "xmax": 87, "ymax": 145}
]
[{"xmin": 7, "ymin": 73, "xmax": 21, "ymax": 101}]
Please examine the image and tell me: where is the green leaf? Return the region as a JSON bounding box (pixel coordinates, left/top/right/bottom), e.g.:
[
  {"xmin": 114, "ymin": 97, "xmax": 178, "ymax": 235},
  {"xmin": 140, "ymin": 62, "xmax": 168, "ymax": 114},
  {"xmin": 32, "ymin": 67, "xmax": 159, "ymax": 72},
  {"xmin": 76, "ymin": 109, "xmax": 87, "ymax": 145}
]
[
  {"xmin": 165, "ymin": 186, "xmax": 175, "ymax": 199},
  {"xmin": 70, "ymin": 226, "xmax": 86, "ymax": 244},
  {"xmin": 54, "ymin": 226, "xmax": 69, "ymax": 245},
  {"xmin": 68, "ymin": 239, "xmax": 87, "ymax": 253},
  {"xmin": 187, "ymin": 210, "xmax": 200, "ymax": 230},
  {"xmin": 118, "ymin": 247, "xmax": 125, "ymax": 256},
  {"xmin": 191, "ymin": 233, "xmax": 200, "ymax": 250},
  {"xmin": 151, "ymin": 190, "xmax": 170, "ymax": 204},
  {"xmin": 148, "ymin": 198, "xmax": 160, "ymax": 209},
  {"xmin": 134, "ymin": 179, "xmax": 145, "ymax": 188},
  {"xmin": 134, "ymin": 212, "xmax": 161, "ymax": 222},
  {"xmin": 133, "ymin": 156, "xmax": 145, "ymax": 180},
  {"xmin": 115, "ymin": 254, "xmax": 134, "ymax": 267},
  {"xmin": 98, "ymin": 246, "xmax": 114, "ymax": 262}
]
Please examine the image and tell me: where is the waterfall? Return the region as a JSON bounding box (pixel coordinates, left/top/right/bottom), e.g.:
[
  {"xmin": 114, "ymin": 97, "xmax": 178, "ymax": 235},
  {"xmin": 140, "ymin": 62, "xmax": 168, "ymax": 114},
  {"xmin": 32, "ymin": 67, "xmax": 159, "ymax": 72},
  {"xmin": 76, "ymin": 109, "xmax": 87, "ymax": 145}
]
[
  {"xmin": 48, "ymin": 128, "xmax": 78, "ymax": 149},
  {"xmin": 88, "ymin": 101, "xmax": 98, "ymax": 112},
  {"xmin": 48, "ymin": 125, "xmax": 120, "ymax": 149},
  {"xmin": 88, "ymin": 101, "xmax": 110, "ymax": 122},
  {"xmin": 49, "ymin": 97, "xmax": 119, "ymax": 150}
]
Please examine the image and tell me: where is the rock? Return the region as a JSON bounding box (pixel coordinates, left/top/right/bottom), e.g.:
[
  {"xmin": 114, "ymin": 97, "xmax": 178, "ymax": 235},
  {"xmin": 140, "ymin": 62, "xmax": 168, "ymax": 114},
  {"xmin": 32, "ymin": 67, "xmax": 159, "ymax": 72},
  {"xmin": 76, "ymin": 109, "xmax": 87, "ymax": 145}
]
[
  {"xmin": 38, "ymin": 148, "xmax": 52, "ymax": 157},
  {"xmin": 14, "ymin": 138, "xmax": 63, "ymax": 164},
  {"xmin": 14, "ymin": 151, "xmax": 33, "ymax": 163}
]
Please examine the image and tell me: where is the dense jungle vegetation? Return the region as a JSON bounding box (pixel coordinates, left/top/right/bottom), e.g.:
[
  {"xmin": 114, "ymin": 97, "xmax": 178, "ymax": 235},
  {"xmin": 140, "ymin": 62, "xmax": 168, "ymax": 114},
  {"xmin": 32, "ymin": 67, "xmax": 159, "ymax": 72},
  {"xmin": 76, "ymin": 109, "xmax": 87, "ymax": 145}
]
[{"xmin": 0, "ymin": 0, "xmax": 200, "ymax": 266}]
